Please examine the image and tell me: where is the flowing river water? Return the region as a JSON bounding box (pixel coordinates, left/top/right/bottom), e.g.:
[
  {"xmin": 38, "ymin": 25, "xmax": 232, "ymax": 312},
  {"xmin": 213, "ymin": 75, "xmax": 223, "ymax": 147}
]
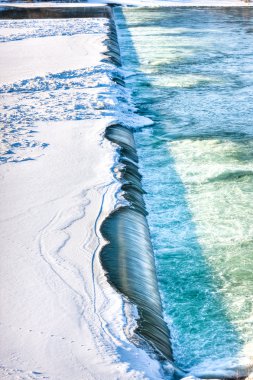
[{"xmin": 114, "ymin": 6, "xmax": 253, "ymax": 377}]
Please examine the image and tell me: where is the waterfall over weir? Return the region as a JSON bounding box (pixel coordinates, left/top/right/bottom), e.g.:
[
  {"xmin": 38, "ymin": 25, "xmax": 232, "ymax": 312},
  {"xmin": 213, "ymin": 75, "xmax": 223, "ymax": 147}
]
[
  {"xmin": 101, "ymin": 125, "xmax": 173, "ymax": 361},
  {"xmin": 99, "ymin": 17, "xmax": 175, "ymax": 364},
  {"xmin": 98, "ymin": 15, "xmax": 177, "ymax": 364}
]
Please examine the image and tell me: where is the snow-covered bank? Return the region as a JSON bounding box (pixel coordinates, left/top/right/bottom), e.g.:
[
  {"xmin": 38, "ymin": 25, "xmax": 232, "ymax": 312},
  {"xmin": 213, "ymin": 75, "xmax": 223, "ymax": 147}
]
[
  {"xmin": 0, "ymin": 118, "xmax": 116, "ymax": 379},
  {"xmin": 0, "ymin": 34, "xmax": 104, "ymax": 85},
  {"xmin": 0, "ymin": 17, "xmax": 165, "ymax": 380}
]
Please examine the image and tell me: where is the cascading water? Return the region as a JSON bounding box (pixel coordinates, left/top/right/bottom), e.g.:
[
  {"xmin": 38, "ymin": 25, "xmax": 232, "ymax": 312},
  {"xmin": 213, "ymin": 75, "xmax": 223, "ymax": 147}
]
[{"xmin": 114, "ymin": 6, "xmax": 253, "ymax": 378}]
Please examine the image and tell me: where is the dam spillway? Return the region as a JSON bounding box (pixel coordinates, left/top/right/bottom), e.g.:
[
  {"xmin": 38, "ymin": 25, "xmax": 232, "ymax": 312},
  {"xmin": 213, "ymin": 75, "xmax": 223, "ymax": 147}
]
[
  {"xmin": 101, "ymin": 124, "xmax": 173, "ymax": 361},
  {"xmin": 100, "ymin": 16, "xmax": 174, "ymax": 363}
]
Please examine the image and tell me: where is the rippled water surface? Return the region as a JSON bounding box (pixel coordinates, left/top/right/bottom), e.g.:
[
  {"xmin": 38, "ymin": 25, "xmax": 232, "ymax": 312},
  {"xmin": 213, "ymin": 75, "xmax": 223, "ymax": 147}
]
[{"xmin": 115, "ymin": 7, "xmax": 253, "ymax": 376}]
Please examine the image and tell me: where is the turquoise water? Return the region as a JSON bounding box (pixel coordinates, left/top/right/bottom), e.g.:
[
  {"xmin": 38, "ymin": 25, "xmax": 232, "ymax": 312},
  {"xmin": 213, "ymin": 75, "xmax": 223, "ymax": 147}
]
[{"xmin": 115, "ymin": 7, "xmax": 253, "ymax": 376}]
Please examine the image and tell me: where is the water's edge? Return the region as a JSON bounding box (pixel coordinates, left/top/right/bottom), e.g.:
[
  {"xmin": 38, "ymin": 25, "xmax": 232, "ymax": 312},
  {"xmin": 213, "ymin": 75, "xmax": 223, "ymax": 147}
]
[{"xmin": 100, "ymin": 16, "xmax": 174, "ymax": 364}]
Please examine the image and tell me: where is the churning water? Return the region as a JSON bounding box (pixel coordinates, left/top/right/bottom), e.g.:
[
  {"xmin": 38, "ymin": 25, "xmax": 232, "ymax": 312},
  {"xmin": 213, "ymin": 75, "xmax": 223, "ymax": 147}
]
[{"xmin": 114, "ymin": 7, "xmax": 253, "ymax": 377}]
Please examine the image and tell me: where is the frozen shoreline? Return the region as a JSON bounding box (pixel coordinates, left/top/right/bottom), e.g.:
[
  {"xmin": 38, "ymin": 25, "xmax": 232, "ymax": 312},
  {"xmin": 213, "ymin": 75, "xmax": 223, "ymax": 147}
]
[
  {"xmin": 0, "ymin": 118, "xmax": 163, "ymax": 380},
  {"xmin": 0, "ymin": 18, "xmax": 165, "ymax": 380}
]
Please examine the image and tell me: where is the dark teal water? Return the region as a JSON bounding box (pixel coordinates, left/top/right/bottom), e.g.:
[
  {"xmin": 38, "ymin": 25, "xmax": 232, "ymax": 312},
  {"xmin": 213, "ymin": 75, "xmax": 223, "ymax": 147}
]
[{"xmin": 115, "ymin": 7, "xmax": 253, "ymax": 377}]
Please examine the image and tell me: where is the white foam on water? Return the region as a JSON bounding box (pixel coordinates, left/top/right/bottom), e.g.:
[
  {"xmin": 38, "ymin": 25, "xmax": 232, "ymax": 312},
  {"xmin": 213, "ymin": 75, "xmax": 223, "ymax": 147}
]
[{"xmin": 169, "ymin": 138, "xmax": 253, "ymax": 377}]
